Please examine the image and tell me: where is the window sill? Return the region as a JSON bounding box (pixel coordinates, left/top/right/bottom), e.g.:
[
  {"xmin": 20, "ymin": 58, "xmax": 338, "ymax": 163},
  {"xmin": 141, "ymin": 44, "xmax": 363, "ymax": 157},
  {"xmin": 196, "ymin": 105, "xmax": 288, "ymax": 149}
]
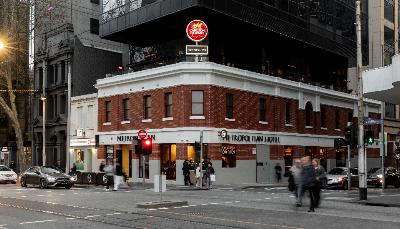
[
  {"xmin": 285, "ymin": 124, "xmax": 293, "ymax": 127},
  {"xmin": 121, "ymin": 120, "xmax": 130, "ymax": 124},
  {"xmin": 320, "ymin": 127, "xmax": 328, "ymax": 130},
  {"xmin": 259, "ymin": 121, "xmax": 269, "ymax": 125},
  {"xmin": 103, "ymin": 122, "xmax": 111, "ymax": 126},
  {"xmin": 142, "ymin": 119, "xmax": 152, "ymax": 123},
  {"xmin": 305, "ymin": 126, "xmax": 313, "ymax": 129},
  {"xmin": 334, "ymin": 129, "xmax": 341, "ymax": 131},
  {"xmin": 162, "ymin": 117, "xmax": 173, "ymax": 121},
  {"xmin": 225, "ymin": 118, "xmax": 235, "ymax": 122},
  {"xmin": 190, "ymin": 116, "xmax": 205, "ymax": 120}
]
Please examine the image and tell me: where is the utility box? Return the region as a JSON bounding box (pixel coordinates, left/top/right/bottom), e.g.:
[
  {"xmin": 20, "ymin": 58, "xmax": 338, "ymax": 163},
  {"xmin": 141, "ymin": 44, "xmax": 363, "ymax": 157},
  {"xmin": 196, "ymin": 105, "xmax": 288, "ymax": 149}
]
[{"xmin": 154, "ymin": 175, "xmax": 166, "ymax": 193}]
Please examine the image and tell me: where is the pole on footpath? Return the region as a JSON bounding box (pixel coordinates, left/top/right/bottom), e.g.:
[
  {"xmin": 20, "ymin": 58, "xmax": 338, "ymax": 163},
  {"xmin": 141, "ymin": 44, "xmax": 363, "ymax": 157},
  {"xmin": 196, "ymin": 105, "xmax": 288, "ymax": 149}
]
[
  {"xmin": 356, "ymin": 0, "xmax": 367, "ymax": 200},
  {"xmin": 142, "ymin": 155, "xmax": 146, "ymax": 187},
  {"xmin": 381, "ymin": 102, "xmax": 385, "ymax": 191},
  {"xmin": 200, "ymin": 130, "xmax": 203, "ymax": 189},
  {"xmin": 42, "ymin": 60, "xmax": 46, "ymax": 166},
  {"xmin": 347, "ymin": 144, "xmax": 351, "ymax": 190}
]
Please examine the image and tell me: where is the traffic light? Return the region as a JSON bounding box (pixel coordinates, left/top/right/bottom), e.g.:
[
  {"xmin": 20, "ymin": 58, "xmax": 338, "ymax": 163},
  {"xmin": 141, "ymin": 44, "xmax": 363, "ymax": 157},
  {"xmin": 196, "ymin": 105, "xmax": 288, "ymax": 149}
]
[
  {"xmin": 141, "ymin": 137, "xmax": 152, "ymax": 154},
  {"xmin": 365, "ymin": 130, "xmax": 374, "ymax": 145},
  {"xmin": 334, "ymin": 138, "xmax": 346, "ymax": 148}
]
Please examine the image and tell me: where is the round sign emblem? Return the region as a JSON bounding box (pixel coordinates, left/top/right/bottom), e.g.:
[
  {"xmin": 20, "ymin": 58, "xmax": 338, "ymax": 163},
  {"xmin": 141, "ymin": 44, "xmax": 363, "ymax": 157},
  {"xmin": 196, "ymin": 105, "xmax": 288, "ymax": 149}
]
[
  {"xmin": 186, "ymin": 20, "xmax": 208, "ymax": 42},
  {"xmin": 138, "ymin": 129, "xmax": 147, "ymax": 140}
]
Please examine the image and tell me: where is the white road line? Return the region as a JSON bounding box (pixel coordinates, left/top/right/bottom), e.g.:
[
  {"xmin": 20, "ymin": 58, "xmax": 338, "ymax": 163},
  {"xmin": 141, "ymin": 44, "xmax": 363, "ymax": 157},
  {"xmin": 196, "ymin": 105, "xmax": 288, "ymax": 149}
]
[
  {"xmin": 173, "ymin": 207, "xmax": 181, "ymax": 209},
  {"xmin": 36, "ymin": 195, "xmax": 44, "ymax": 197},
  {"xmin": 19, "ymin": 219, "xmax": 56, "ymax": 225},
  {"xmin": 113, "ymin": 212, "xmax": 122, "ymax": 215},
  {"xmin": 201, "ymin": 204, "xmax": 208, "ymax": 206},
  {"xmin": 224, "ymin": 202, "xmax": 232, "ymax": 204},
  {"xmin": 210, "ymin": 203, "xmax": 219, "ymax": 205},
  {"xmin": 147, "ymin": 209, "xmax": 157, "ymax": 211},
  {"xmin": 235, "ymin": 201, "xmax": 240, "ymax": 203},
  {"xmin": 85, "ymin": 215, "xmax": 100, "ymax": 218},
  {"xmin": 21, "ymin": 196, "xmax": 27, "ymax": 198},
  {"xmin": 66, "ymin": 218, "xmax": 75, "ymax": 220},
  {"xmin": 181, "ymin": 206, "xmax": 189, "ymax": 208},
  {"xmin": 158, "ymin": 207, "xmax": 168, "ymax": 210},
  {"xmin": 265, "ymin": 198, "xmax": 271, "ymax": 200}
]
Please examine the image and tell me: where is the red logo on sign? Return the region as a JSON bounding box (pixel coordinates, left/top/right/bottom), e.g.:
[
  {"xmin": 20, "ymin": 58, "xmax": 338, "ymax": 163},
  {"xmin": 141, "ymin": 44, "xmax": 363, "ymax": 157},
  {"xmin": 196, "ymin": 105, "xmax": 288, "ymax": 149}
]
[{"xmin": 186, "ymin": 20, "xmax": 208, "ymax": 42}]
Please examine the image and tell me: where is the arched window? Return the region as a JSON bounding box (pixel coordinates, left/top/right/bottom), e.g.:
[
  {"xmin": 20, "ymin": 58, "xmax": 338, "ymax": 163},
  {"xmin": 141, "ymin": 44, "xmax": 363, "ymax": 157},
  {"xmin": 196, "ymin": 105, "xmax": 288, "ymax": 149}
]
[{"xmin": 305, "ymin": 102, "xmax": 313, "ymax": 127}]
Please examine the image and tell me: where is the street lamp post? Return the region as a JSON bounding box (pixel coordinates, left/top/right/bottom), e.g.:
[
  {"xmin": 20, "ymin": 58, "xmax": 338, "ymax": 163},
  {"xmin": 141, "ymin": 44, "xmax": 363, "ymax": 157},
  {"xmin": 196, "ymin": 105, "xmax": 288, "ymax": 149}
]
[
  {"xmin": 40, "ymin": 95, "xmax": 46, "ymax": 166},
  {"xmin": 356, "ymin": 0, "xmax": 367, "ymax": 200}
]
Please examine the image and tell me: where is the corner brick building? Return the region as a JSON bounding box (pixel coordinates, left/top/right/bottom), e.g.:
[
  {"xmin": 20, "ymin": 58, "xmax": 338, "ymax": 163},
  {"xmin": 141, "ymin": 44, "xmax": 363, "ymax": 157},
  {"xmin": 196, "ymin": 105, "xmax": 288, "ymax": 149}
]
[{"xmin": 95, "ymin": 62, "xmax": 381, "ymax": 184}]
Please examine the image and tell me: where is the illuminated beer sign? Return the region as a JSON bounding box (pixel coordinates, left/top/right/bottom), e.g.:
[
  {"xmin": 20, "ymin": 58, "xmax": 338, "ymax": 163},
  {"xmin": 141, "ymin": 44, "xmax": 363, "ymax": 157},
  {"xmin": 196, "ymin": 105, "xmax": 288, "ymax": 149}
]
[{"xmin": 186, "ymin": 20, "xmax": 208, "ymax": 42}]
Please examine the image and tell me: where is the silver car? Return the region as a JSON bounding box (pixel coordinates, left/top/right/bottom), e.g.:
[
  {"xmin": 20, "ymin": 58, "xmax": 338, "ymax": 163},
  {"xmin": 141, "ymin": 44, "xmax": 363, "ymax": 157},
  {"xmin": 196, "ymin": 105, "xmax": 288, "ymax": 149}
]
[
  {"xmin": 326, "ymin": 167, "xmax": 359, "ymax": 190},
  {"xmin": 0, "ymin": 165, "xmax": 17, "ymax": 184}
]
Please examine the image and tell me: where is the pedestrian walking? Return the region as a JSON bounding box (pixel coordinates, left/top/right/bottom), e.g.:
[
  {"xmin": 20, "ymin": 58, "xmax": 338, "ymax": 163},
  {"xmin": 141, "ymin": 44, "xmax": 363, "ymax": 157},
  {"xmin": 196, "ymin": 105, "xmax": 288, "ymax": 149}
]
[
  {"xmin": 205, "ymin": 162, "xmax": 215, "ymax": 189},
  {"xmin": 195, "ymin": 163, "xmax": 201, "ymax": 188},
  {"xmin": 312, "ymin": 158, "xmax": 326, "ymax": 208},
  {"xmin": 70, "ymin": 163, "xmax": 77, "ymax": 174},
  {"xmin": 274, "ymin": 163, "xmax": 282, "ymax": 183},
  {"xmin": 286, "ymin": 159, "xmax": 302, "ymax": 205},
  {"xmin": 299, "ymin": 157, "xmax": 317, "ymax": 212},
  {"xmin": 9, "ymin": 161, "xmax": 16, "ymax": 171},
  {"xmin": 99, "ymin": 161, "xmax": 105, "ymax": 172},
  {"xmin": 104, "ymin": 163, "xmax": 113, "ymax": 191},
  {"xmin": 113, "ymin": 162, "xmax": 123, "ymax": 191},
  {"xmin": 182, "ymin": 160, "xmax": 192, "ymax": 186}
]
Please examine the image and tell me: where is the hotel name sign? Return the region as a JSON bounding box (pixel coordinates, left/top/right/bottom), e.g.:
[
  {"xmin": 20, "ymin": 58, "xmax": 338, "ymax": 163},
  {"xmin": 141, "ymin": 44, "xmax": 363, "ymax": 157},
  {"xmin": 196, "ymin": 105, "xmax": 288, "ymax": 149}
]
[{"xmin": 218, "ymin": 130, "xmax": 280, "ymax": 144}]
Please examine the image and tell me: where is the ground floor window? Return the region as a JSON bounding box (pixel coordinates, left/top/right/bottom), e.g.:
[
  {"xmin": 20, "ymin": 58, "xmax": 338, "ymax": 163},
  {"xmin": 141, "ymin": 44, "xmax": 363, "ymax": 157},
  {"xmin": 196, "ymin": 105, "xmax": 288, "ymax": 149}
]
[
  {"xmin": 319, "ymin": 148, "xmax": 328, "ymax": 170},
  {"xmin": 284, "ymin": 146, "xmax": 293, "ymax": 173},
  {"xmin": 139, "ymin": 155, "xmax": 149, "ymax": 179},
  {"xmin": 305, "ymin": 146, "xmax": 317, "ymax": 159},
  {"xmin": 161, "ymin": 144, "xmax": 176, "ymax": 180},
  {"xmin": 336, "ymin": 148, "xmax": 346, "ymax": 167},
  {"xmin": 222, "ymin": 144, "xmax": 236, "ymax": 168},
  {"xmin": 187, "ymin": 143, "xmax": 208, "ymax": 164},
  {"xmin": 73, "ymin": 149, "xmax": 85, "ymax": 171}
]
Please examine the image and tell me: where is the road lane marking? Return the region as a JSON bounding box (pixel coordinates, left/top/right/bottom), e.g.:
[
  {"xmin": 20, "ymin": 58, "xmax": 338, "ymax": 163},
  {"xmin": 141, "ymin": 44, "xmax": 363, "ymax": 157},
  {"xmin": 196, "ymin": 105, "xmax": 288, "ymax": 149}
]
[
  {"xmin": 85, "ymin": 215, "xmax": 100, "ymax": 218},
  {"xmin": 19, "ymin": 219, "xmax": 56, "ymax": 225},
  {"xmin": 158, "ymin": 207, "xmax": 168, "ymax": 210}
]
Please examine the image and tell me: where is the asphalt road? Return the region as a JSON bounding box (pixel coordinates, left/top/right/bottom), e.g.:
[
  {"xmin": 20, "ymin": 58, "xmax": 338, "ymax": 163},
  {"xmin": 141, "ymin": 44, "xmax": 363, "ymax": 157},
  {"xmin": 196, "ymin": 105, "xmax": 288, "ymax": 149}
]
[{"xmin": 0, "ymin": 183, "xmax": 399, "ymax": 229}]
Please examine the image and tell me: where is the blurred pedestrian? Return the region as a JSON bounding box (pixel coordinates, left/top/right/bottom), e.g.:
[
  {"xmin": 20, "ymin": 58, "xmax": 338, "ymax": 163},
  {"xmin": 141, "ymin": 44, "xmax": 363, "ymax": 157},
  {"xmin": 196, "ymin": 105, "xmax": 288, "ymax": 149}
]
[
  {"xmin": 206, "ymin": 162, "xmax": 215, "ymax": 189},
  {"xmin": 182, "ymin": 160, "xmax": 192, "ymax": 186},
  {"xmin": 299, "ymin": 157, "xmax": 317, "ymax": 212},
  {"xmin": 288, "ymin": 159, "xmax": 302, "ymax": 205},
  {"xmin": 195, "ymin": 163, "xmax": 201, "ymax": 188},
  {"xmin": 113, "ymin": 162, "xmax": 123, "ymax": 191},
  {"xmin": 9, "ymin": 161, "xmax": 16, "ymax": 171},
  {"xmin": 70, "ymin": 163, "xmax": 77, "ymax": 174},
  {"xmin": 312, "ymin": 158, "xmax": 326, "ymax": 207},
  {"xmin": 104, "ymin": 163, "xmax": 113, "ymax": 191},
  {"xmin": 274, "ymin": 163, "xmax": 282, "ymax": 183},
  {"xmin": 99, "ymin": 161, "xmax": 105, "ymax": 172}
]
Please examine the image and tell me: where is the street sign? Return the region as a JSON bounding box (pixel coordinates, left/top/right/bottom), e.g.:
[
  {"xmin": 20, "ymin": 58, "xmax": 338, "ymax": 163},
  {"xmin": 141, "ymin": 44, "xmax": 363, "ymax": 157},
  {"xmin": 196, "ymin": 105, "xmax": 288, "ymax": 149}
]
[
  {"xmin": 186, "ymin": 20, "xmax": 208, "ymax": 42},
  {"xmin": 364, "ymin": 117, "xmax": 383, "ymax": 125},
  {"xmin": 137, "ymin": 129, "xmax": 147, "ymax": 140},
  {"xmin": 186, "ymin": 45, "xmax": 208, "ymax": 55}
]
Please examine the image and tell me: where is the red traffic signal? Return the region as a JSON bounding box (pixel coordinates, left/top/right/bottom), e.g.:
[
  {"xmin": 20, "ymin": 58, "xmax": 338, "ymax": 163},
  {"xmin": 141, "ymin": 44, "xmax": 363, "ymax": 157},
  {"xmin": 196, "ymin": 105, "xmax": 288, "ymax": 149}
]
[{"xmin": 144, "ymin": 138, "xmax": 152, "ymax": 147}]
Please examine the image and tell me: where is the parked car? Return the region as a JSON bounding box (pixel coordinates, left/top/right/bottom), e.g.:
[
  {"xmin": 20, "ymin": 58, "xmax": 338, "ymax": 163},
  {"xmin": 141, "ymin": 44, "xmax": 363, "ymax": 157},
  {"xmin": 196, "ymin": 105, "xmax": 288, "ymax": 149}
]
[
  {"xmin": 367, "ymin": 167, "xmax": 400, "ymax": 188},
  {"xmin": 0, "ymin": 165, "xmax": 17, "ymax": 184},
  {"xmin": 326, "ymin": 167, "xmax": 359, "ymax": 190},
  {"xmin": 20, "ymin": 166, "xmax": 76, "ymax": 189}
]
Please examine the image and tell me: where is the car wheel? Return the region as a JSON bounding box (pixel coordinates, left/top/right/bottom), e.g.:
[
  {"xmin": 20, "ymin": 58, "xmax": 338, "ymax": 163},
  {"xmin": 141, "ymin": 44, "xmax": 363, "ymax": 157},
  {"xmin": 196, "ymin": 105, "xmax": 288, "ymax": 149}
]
[
  {"xmin": 394, "ymin": 183, "xmax": 400, "ymax": 188},
  {"xmin": 343, "ymin": 181, "xmax": 349, "ymax": 190},
  {"xmin": 20, "ymin": 179, "xmax": 27, "ymax": 188},
  {"xmin": 65, "ymin": 184, "xmax": 72, "ymax": 189},
  {"xmin": 39, "ymin": 179, "xmax": 47, "ymax": 189}
]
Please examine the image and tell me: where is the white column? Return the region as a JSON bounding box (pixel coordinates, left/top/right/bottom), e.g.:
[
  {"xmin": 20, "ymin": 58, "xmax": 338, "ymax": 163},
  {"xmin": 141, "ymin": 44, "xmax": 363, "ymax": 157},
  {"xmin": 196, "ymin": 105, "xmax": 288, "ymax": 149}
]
[{"xmin": 66, "ymin": 59, "xmax": 72, "ymax": 172}]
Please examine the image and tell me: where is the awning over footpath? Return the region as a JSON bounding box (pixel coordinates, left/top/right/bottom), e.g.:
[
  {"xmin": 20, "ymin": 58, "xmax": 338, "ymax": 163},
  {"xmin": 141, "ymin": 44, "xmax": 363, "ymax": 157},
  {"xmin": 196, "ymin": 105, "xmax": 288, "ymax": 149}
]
[{"xmin": 363, "ymin": 54, "xmax": 400, "ymax": 104}]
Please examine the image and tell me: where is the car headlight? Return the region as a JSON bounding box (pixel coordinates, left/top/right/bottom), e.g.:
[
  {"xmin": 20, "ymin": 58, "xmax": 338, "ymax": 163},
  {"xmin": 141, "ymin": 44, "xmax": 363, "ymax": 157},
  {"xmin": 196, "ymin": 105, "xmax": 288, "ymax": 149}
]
[
  {"xmin": 46, "ymin": 176, "xmax": 56, "ymax": 182},
  {"xmin": 338, "ymin": 177, "xmax": 343, "ymax": 182},
  {"xmin": 69, "ymin": 176, "xmax": 77, "ymax": 181},
  {"xmin": 377, "ymin": 174, "xmax": 383, "ymax": 178}
]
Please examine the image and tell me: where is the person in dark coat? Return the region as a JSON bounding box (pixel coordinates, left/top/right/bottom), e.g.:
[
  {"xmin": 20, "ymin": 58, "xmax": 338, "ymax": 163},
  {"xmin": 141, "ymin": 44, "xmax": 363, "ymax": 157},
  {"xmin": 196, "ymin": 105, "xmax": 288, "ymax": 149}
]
[
  {"xmin": 182, "ymin": 160, "xmax": 192, "ymax": 186},
  {"xmin": 274, "ymin": 163, "xmax": 282, "ymax": 183},
  {"xmin": 299, "ymin": 157, "xmax": 317, "ymax": 212},
  {"xmin": 9, "ymin": 161, "xmax": 16, "ymax": 171},
  {"xmin": 205, "ymin": 162, "xmax": 215, "ymax": 189},
  {"xmin": 70, "ymin": 163, "xmax": 77, "ymax": 174},
  {"xmin": 99, "ymin": 161, "xmax": 105, "ymax": 172},
  {"xmin": 312, "ymin": 159, "xmax": 326, "ymax": 207}
]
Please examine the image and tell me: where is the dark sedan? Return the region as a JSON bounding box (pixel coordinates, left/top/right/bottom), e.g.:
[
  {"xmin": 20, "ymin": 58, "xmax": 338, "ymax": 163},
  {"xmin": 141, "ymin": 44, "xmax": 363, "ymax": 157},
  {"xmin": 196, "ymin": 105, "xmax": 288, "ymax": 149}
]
[
  {"xmin": 367, "ymin": 167, "xmax": 400, "ymax": 188},
  {"xmin": 20, "ymin": 166, "xmax": 76, "ymax": 189}
]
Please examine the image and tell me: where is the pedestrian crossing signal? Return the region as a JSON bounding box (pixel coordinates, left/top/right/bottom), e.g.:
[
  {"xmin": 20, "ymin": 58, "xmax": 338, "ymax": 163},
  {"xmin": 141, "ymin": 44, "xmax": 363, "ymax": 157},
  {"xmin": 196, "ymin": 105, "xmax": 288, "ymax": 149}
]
[{"xmin": 365, "ymin": 130, "xmax": 374, "ymax": 145}]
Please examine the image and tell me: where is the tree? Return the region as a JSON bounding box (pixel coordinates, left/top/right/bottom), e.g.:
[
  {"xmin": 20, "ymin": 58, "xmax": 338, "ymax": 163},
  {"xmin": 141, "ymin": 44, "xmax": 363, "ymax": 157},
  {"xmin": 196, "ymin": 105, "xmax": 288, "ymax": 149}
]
[{"xmin": 0, "ymin": 0, "xmax": 67, "ymax": 171}]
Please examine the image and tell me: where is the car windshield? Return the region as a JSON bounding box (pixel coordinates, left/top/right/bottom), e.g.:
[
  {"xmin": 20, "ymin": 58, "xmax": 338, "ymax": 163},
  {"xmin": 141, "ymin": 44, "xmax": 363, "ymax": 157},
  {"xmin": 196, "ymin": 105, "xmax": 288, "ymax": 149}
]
[
  {"xmin": 368, "ymin": 168, "xmax": 380, "ymax": 174},
  {"xmin": 0, "ymin": 166, "xmax": 11, "ymax": 171},
  {"xmin": 328, "ymin": 168, "xmax": 347, "ymax": 175},
  {"xmin": 41, "ymin": 167, "xmax": 62, "ymax": 175}
]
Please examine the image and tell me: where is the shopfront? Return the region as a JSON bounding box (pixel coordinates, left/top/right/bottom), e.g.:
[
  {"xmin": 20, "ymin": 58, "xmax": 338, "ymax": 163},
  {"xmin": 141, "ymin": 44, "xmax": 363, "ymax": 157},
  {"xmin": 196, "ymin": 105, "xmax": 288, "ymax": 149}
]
[{"xmin": 70, "ymin": 138, "xmax": 97, "ymax": 172}]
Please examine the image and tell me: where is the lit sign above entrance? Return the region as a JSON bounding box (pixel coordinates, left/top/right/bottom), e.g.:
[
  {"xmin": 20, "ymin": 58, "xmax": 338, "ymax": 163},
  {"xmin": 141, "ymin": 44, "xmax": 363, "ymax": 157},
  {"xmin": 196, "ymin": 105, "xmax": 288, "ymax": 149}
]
[{"xmin": 218, "ymin": 130, "xmax": 280, "ymax": 144}]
